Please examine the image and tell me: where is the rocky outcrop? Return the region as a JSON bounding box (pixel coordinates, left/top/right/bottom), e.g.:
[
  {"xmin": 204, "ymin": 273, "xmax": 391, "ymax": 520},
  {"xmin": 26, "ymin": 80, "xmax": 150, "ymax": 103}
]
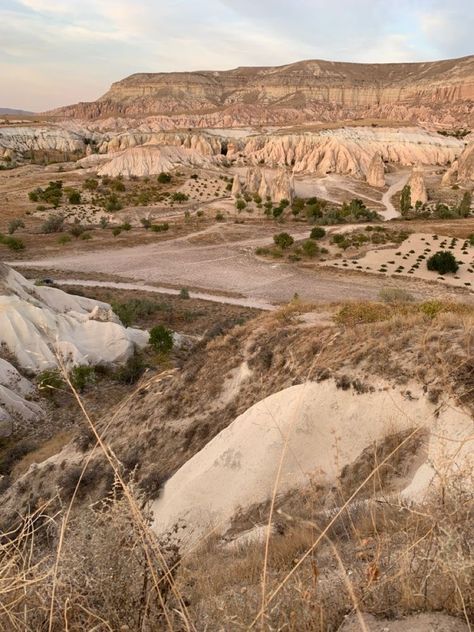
[
  {"xmin": 441, "ymin": 160, "xmax": 459, "ymax": 186},
  {"xmin": 97, "ymin": 145, "xmax": 216, "ymax": 177},
  {"xmin": 245, "ymin": 167, "xmax": 262, "ymax": 193},
  {"xmin": 49, "ymin": 56, "xmax": 474, "ymax": 127},
  {"xmin": 271, "ymin": 170, "xmax": 295, "ymax": 203},
  {"xmin": 0, "ymin": 125, "xmax": 86, "ymax": 156},
  {"xmin": 409, "ymin": 166, "xmax": 428, "ymax": 205},
  {"xmin": 231, "ymin": 174, "xmax": 241, "ymax": 197},
  {"xmin": 242, "ymin": 128, "xmax": 462, "ymax": 176},
  {"xmin": 151, "ymin": 379, "xmax": 473, "ymax": 548},
  {"xmin": 0, "ymin": 263, "xmax": 148, "ymax": 373},
  {"xmin": 366, "ymin": 152, "xmax": 385, "ymax": 187}
]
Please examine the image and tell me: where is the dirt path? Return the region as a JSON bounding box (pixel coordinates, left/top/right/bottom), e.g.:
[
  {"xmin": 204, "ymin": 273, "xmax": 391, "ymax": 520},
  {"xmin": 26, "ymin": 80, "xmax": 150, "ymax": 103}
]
[
  {"xmin": 12, "ymin": 226, "xmax": 455, "ymax": 305},
  {"xmin": 380, "ymin": 171, "xmax": 411, "ymax": 220},
  {"xmin": 53, "ymin": 278, "xmax": 276, "ymax": 310}
]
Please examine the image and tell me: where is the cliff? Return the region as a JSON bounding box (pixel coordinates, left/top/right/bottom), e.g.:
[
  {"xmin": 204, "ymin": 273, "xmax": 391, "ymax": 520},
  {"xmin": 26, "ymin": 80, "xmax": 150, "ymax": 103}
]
[{"xmin": 49, "ymin": 55, "xmax": 474, "ymax": 127}]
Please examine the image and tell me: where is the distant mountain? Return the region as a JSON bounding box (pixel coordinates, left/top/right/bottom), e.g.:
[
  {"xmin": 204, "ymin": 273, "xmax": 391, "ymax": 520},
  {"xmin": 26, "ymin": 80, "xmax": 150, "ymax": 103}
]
[
  {"xmin": 48, "ymin": 55, "xmax": 474, "ymax": 127},
  {"xmin": 0, "ymin": 107, "xmax": 35, "ymax": 116}
]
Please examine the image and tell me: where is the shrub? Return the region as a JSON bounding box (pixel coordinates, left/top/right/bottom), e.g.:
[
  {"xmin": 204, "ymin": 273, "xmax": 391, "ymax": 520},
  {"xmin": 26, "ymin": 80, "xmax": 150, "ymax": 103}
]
[
  {"xmin": 149, "ymin": 325, "xmax": 173, "ymax": 354},
  {"xmin": 37, "ymin": 369, "xmax": 65, "ymax": 397},
  {"xmin": 67, "ymin": 190, "xmax": 81, "ymax": 204},
  {"xmin": 69, "ymin": 224, "xmax": 85, "ymax": 238},
  {"xmin": 179, "ymin": 287, "xmax": 190, "ymax": 299},
  {"xmin": 41, "ymin": 214, "xmax": 64, "ymax": 234},
  {"xmin": 335, "ymin": 302, "xmax": 391, "ymax": 326},
  {"xmin": 140, "ymin": 217, "xmax": 152, "ymax": 229},
  {"xmin": 273, "ymin": 232, "xmax": 294, "ymax": 249},
  {"xmin": 58, "ymin": 234, "xmax": 71, "ymax": 245},
  {"xmin": 99, "ymin": 217, "xmax": 109, "ymax": 229},
  {"xmin": 0, "ymin": 235, "xmax": 25, "ymax": 251},
  {"xmin": 120, "ymin": 222, "xmax": 132, "ymax": 231},
  {"xmin": 157, "ymin": 172, "xmax": 172, "ymax": 184},
  {"xmin": 235, "ymin": 199, "xmax": 246, "ymax": 211},
  {"xmin": 171, "ymin": 192, "xmax": 188, "ymax": 203},
  {"xmin": 70, "ymin": 365, "xmax": 96, "ymax": 392},
  {"xmin": 112, "ymin": 227, "xmax": 122, "ymax": 237},
  {"xmin": 8, "ymin": 218, "xmax": 25, "ymax": 234},
  {"xmin": 310, "ymin": 226, "xmax": 326, "ymax": 240},
  {"xmin": 378, "ymin": 287, "xmax": 414, "ymax": 304},
  {"xmin": 114, "ymin": 354, "xmax": 146, "ymax": 384},
  {"xmin": 427, "ymin": 251, "xmax": 459, "ymax": 274},
  {"xmin": 151, "ymin": 223, "xmax": 169, "ymax": 233},
  {"xmin": 83, "ymin": 178, "xmax": 98, "ymax": 191},
  {"xmin": 302, "ymin": 240, "xmax": 318, "ymax": 257},
  {"xmin": 80, "ymin": 232, "xmax": 92, "ymax": 240},
  {"xmin": 400, "ymin": 184, "xmax": 411, "ymax": 215}
]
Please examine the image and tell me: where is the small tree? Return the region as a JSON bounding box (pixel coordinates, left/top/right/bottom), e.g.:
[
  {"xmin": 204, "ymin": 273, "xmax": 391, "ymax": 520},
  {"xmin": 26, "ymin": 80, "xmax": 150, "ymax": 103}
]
[
  {"xmin": 235, "ymin": 199, "xmax": 246, "ymax": 211},
  {"xmin": 427, "ymin": 251, "xmax": 459, "ymax": 274},
  {"xmin": 149, "ymin": 325, "xmax": 173, "ymax": 354},
  {"xmin": 458, "ymin": 191, "xmax": 472, "ymax": 217},
  {"xmin": 273, "ymin": 232, "xmax": 294, "ymax": 249},
  {"xmin": 310, "ymin": 226, "xmax": 326, "ymax": 240},
  {"xmin": 400, "ymin": 184, "xmax": 411, "ymax": 215}
]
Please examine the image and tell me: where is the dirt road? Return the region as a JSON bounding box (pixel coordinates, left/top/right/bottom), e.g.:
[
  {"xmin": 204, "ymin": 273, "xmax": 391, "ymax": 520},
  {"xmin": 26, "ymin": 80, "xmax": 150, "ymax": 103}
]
[{"xmin": 12, "ymin": 227, "xmax": 462, "ymax": 305}]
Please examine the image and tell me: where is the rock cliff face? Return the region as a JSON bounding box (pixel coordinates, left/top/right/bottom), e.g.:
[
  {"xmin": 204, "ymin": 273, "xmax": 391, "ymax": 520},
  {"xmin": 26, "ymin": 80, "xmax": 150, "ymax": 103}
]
[
  {"xmin": 409, "ymin": 166, "xmax": 428, "ymax": 205},
  {"xmin": 366, "ymin": 152, "xmax": 385, "ymax": 187},
  {"xmin": 442, "ymin": 141, "xmax": 474, "ymax": 185},
  {"xmin": 49, "ymin": 56, "xmax": 474, "ymax": 127}
]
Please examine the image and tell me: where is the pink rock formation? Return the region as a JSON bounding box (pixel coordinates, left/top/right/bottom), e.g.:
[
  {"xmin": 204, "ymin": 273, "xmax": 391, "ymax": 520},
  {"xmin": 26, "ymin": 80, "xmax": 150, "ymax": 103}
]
[{"xmin": 366, "ymin": 152, "xmax": 385, "ymax": 187}]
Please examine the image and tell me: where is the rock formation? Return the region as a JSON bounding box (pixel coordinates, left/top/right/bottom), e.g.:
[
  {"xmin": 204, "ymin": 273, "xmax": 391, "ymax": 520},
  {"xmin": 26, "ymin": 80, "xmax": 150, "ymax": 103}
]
[
  {"xmin": 49, "ymin": 56, "xmax": 474, "ymax": 127},
  {"xmin": 0, "ymin": 263, "xmax": 148, "ymax": 374},
  {"xmin": 97, "ymin": 145, "xmax": 214, "ymax": 177},
  {"xmin": 231, "ymin": 174, "xmax": 241, "ymax": 197},
  {"xmin": 409, "ymin": 166, "xmax": 428, "ymax": 205},
  {"xmin": 366, "ymin": 152, "xmax": 385, "ymax": 187},
  {"xmin": 270, "ymin": 169, "xmax": 295, "ymax": 203},
  {"xmin": 151, "ymin": 379, "xmax": 472, "ymax": 548},
  {"xmin": 245, "ymin": 167, "xmax": 262, "ymax": 193},
  {"xmin": 441, "ymin": 160, "xmax": 459, "ymax": 186}
]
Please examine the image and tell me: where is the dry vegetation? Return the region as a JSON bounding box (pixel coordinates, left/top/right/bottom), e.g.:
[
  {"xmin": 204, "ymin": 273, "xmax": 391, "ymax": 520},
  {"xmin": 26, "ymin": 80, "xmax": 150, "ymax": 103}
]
[{"xmin": 1, "ymin": 298, "xmax": 473, "ymax": 630}]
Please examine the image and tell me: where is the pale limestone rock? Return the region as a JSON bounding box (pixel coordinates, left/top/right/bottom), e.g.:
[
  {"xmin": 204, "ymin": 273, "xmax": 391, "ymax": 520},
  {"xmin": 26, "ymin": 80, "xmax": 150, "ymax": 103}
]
[
  {"xmin": 245, "ymin": 167, "xmax": 262, "ymax": 193},
  {"xmin": 457, "ymin": 142, "xmax": 474, "ymax": 183},
  {"xmin": 441, "ymin": 160, "xmax": 459, "ymax": 186},
  {"xmin": 258, "ymin": 174, "xmax": 271, "ymax": 200},
  {"xmin": 366, "ymin": 152, "xmax": 385, "ymax": 187},
  {"xmin": 271, "ymin": 170, "xmax": 295, "ymax": 203},
  {"xmin": 409, "ymin": 166, "xmax": 428, "ymax": 205},
  {"xmin": 231, "ymin": 174, "xmax": 241, "ymax": 197}
]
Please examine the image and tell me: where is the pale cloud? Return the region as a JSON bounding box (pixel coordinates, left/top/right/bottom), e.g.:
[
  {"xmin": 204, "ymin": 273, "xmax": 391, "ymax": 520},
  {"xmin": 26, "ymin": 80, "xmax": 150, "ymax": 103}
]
[{"xmin": 2, "ymin": 0, "xmax": 473, "ymax": 111}]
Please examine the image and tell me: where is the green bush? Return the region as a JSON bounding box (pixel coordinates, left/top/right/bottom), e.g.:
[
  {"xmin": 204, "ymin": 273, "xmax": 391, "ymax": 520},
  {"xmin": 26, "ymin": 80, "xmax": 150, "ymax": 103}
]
[
  {"xmin": 112, "ymin": 227, "xmax": 122, "ymax": 237},
  {"xmin": 8, "ymin": 218, "xmax": 25, "ymax": 234},
  {"xmin": 426, "ymin": 251, "xmax": 459, "ymax": 274},
  {"xmin": 273, "ymin": 232, "xmax": 294, "ymax": 249},
  {"xmin": 310, "ymin": 226, "xmax": 326, "ymax": 240},
  {"xmin": 235, "ymin": 199, "xmax": 246, "ymax": 211},
  {"xmin": 67, "ymin": 190, "xmax": 81, "ymax": 204},
  {"xmin": 0, "ymin": 235, "xmax": 25, "ymax": 250},
  {"xmin": 149, "ymin": 325, "xmax": 173, "ymax": 354},
  {"xmin": 58, "ymin": 235, "xmax": 71, "ymax": 245},
  {"xmin": 179, "ymin": 287, "xmax": 190, "ymax": 299},
  {"xmin": 302, "ymin": 240, "xmax": 319, "ymax": 257},
  {"xmin": 151, "ymin": 223, "xmax": 169, "ymax": 233},
  {"xmin": 41, "ymin": 214, "xmax": 64, "ymax": 234},
  {"xmin": 37, "ymin": 369, "xmax": 65, "ymax": 397},
  {"xmin": 70, "ymin": 365, "xmax": 96, "ymax": 392},
  {"xmin": 157, "ymin": 172, "xmax": 172, "ymax": 184},
  {"xmin": 114, "ymin": 355, "xmax": 146, "ymax": 384}
]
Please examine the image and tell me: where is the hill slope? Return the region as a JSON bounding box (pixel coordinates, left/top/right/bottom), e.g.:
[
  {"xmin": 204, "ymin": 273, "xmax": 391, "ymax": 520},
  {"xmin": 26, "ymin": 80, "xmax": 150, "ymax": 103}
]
[{"xmin": 49, "ymin": 55, "xmax": 474, "ymax": 126}]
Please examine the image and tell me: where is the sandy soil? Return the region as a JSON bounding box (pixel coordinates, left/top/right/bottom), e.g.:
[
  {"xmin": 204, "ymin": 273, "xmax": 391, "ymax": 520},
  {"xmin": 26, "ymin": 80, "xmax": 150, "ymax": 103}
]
[
  {"xmin": 325, "ymin": 232, "xmax": 474, "ymax": 291},
  {"xmin": 11, "ymin": 224, "xmax": 472, "ymax": 305}
]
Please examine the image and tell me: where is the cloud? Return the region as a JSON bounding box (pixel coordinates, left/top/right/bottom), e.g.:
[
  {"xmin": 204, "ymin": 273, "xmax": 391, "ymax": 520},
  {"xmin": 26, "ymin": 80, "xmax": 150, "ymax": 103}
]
[{"xmin": 2, "ymin": 0, "xmax": 473, "ymax": 110}]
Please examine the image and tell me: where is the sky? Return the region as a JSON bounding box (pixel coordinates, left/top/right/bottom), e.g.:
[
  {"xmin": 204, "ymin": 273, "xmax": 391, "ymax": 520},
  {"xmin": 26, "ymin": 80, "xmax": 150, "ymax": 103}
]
[{"xmin": 0, "ymin": 0, "xmax": 473, "ymax": 112}]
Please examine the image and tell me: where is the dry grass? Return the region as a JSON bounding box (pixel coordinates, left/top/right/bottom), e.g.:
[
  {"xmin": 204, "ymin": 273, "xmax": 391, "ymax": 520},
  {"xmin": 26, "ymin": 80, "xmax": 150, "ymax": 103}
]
[{"xmin": 1, "ymin": 299, "xmax": 473, "ymax": 630}]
